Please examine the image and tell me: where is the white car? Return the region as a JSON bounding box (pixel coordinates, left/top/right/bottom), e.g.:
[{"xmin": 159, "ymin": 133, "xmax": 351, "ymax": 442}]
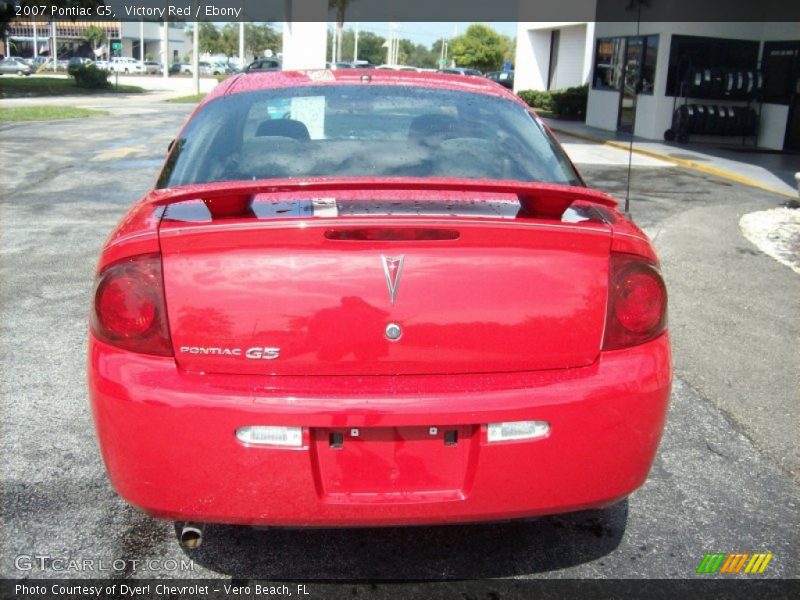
[
  {"xmin": 375, "ymin": 64, "xmax": 421, "ymax": 72},
  {"xmin": 143, "ymin": 61, "xmax": 161, "ymax": 74},
  {"xmin": 109, "ymin": 57, "xmax": 144, "ymax": 74}
]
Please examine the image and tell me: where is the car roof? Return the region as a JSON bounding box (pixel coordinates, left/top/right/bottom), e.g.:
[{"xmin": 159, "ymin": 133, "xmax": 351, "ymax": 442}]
[{"xmin": 204, "ymin": 69, "xmax": 524, "ymax": 108}]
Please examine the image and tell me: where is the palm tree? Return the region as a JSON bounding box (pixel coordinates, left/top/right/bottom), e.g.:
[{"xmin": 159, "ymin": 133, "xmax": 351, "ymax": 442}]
[
  {"xmin": 329, "ymin": 0, "xmax": 349, "ymax": 63},
  {"xmin": 84, "ymin": 25, "xmax": 106, "ymax": 58}
]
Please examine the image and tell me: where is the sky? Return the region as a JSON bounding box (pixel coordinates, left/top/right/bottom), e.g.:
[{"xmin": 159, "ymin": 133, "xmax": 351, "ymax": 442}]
[{"xmin": 272, "ymin": 22, "xmax": 518, "ymax": 46}]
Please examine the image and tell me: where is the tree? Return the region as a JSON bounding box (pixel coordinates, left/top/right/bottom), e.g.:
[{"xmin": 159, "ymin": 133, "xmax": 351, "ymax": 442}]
[
  {"xmin": 83, "ymin": 24, "xmax": 105, "ymax": 56},
  {"xmin": 329, "ymin": 0, "xmax": 350, "ymax": 63},
  {"xmin": 502, "ymin": 36, "xmax": 516, "ymax": 66},
  {"xmin": 243, "ymin": 23, "xmax": 280, "ymax": 60},
  {"xmin": 431, "ymin": 38, "xmax": 447, "ymax": 67},
  {"xmin": 332, "ymin": 29, "xmax": 386, "ymax": 65},
  {"xmin": 219, "ymin": 24, "xmax": 239, "ymax": 58},
  {"xmin": 400, "ymin": 40, "xmax": 437, "ymax": 69},
  {"xmin": 198, "ymin": 22, "xmax": 223, "ymax": 55},
  {"xmin": 217, "ymin": 23, "xmax": 280, "ymax": 60},
  {"xmin": 450, "ymin": 23, "xmax": 508, "ymax": 73}
]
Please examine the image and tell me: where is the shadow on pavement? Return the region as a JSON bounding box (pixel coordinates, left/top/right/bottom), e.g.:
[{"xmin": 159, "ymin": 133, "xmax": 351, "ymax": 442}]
[{"xmin": 182, "ymin": 502, "xmax": 628, "ymax": 579}]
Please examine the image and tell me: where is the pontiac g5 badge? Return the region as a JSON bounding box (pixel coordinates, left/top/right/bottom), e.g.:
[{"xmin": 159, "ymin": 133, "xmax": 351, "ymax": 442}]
[{"xmin": 382, "ymin": 255, "xmax": 404, "ymax": 305}]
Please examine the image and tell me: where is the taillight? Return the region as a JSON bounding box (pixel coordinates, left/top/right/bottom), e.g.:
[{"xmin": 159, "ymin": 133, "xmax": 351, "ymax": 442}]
[
  {"xmin": 603, "ymin": 253, "xmax": 667, "ymax": 351},
  {"xmin": 91, "ymin": 253, "xmax": 173, "ymax": 356}
]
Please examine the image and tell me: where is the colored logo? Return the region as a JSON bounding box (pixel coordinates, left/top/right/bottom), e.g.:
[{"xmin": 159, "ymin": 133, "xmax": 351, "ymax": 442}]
[{"xmin": 696, "ymin": 552, "xmax": 773, "ymax": 574}]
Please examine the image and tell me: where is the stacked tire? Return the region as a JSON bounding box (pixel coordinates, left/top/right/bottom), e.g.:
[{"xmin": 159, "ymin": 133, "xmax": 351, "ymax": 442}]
[
  {"xmin": 664, "ymin": 104, "xmax": 757, "ymax": 142},
  {"xmin": 686, "ymin": 67, "xmax": 763, "ymax": 100}
]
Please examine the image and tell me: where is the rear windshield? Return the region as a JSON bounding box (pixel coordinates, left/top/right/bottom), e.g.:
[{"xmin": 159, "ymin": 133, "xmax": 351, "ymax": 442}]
[{"xmin": 158, "ymin": 84, "xmax": 581, "ymax": 188}]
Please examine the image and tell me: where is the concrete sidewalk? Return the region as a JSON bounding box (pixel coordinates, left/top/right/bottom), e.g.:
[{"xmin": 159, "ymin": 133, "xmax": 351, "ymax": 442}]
[
  {"xmin": 0, "ymin": 73, "xmax": 219, "ymax": 112},
  {"xmin": 545, "ymin": 118, "xmax": 800, "ymax": 198}
]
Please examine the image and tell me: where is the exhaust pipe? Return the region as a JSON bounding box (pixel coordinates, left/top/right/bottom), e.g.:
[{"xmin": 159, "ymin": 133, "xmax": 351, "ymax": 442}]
[{"xmin": 178, "ymin": 523, "xmax": 204, "ymax": 549}]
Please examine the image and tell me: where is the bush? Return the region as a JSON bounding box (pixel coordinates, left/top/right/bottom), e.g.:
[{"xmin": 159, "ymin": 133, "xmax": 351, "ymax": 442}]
[
  {"xmin": 517, "ymin": 89, "xmax": 552, "ymax": 111},
  {"xmin": 517, "ymin": 89, "xmax": 534, "ymax": 106},
  {"xmin": 549, "ymin": 84, "xmax": 588, "ymax": 117},
  {"xmin": 517, "ymin": 84, "xmax": 587, "ymax": 117},
  {"xmin": 69, "ymin": 64, "xmax": 110, "ymax": 89}
]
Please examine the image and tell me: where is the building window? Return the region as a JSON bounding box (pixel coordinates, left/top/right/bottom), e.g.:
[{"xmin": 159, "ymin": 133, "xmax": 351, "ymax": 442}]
[
  {"xmin": 547, "ymin": 30, "xmax": 560, "ymax": 90},
  {"xmin": 762, "ymin": 41, "xmax": 800, "ymax": 105},
  {"xmin": 666, "ymin": 35, "xmax": 759, "ymax": 97},
  {"xmin": 641, "ymin": 36, "xmax": 659, "ymax": 94},
  {"xmin": 593, "ymin": 37, "xmax": 625, "ymax": 90},
  {"xmin": 593, "ymin": 35, "xmax": 658, "ymax": 95}
]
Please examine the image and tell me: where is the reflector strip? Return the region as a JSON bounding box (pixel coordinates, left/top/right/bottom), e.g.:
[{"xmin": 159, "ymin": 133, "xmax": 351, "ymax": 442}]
[
  {"xmin": 236, "ymin": 426, "xmax": 303, "ymax": 447},
  {"xmin": 487, "ymin": 421, "xmax": 550, "ymax": 442}
]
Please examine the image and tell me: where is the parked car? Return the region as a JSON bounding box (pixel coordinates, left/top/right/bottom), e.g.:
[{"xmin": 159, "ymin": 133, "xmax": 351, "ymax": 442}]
[
  {"xmin": 211, "ymin": 63, "xmax": 238, "ymax": 76},
  {"xmin": 109, "ymin": 57, "xmax": 143, "ymax": 74},
  {"xmin": 88, "ymin": 70, "xmax": 671, "ymax": 545},
  {"xmin": 375, "ymin": 64, "xmax": 421, "ymax": 71},
  {"xmin": 328, "ymin": 61, "xmax": 377, "ymax": 70},
  {"xmin": 67, "ymin": 56, "xmax": 94, "ymax": 70},
  {"xmin": 486, "ymin": 70, "xmax": 515, "ymax": 89},
  {"xmin": 182, "ymin": 61, "xmax": 215, "ymax": 76},
  {"xmin": 143, "ymin": 61, "xmax": 161, "ymax": 74},
  {"xmin": 94, "ymin": 60, "xmax": 109, "ymax": 70},
  {"xmin": 439, "ymin": 67, "xmax": 483, "ymax": 76},
  {"xmin": 0, "ymin": 58, "xmax": 33, "ymax": 76},
  {"xmin": 243, "ymin": 57, "xmax": 281, "ymax": 73},
  {"xmin": 27, "ymin": 56, "xmax": 49, "ymax": 69}
]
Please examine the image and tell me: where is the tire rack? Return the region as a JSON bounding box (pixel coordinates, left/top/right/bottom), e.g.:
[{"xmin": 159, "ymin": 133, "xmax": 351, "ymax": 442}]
[{"xmin": 664, "ymin": 60, "xmax": 763, "ymax": 146}]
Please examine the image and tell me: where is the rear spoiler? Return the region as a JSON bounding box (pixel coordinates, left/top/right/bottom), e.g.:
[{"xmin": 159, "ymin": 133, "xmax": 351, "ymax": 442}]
[{"xmin": 146, "ymin": 177, "xmax": 617, "ymax": 219}]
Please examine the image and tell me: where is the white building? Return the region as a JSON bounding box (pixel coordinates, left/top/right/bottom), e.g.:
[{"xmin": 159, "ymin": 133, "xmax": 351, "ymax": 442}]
[
  {"xmin": 514, "ymin": 22, "xmax": 595, "ymax": 91},
  {"xmin": 4, "ymin": 20, "xmax": 190, "ymax": 65},
  {"xmin": 119, "ymin": 21, "xmax": 190, "ymax": 64},
  {"xmin": 514, "ymin": 20, "xmax": 800, "ymax": 151}
]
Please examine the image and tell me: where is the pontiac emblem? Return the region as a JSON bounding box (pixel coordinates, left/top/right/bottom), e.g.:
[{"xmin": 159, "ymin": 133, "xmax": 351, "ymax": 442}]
[{"xmin": 381, "ymin": 255, "xmax": 404, "ymax": 305}]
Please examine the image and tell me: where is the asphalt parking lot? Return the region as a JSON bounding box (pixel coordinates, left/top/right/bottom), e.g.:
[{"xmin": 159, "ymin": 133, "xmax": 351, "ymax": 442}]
[{"xmin": 0, "ymin": 100, "xmax": 798, "ymax": 585}]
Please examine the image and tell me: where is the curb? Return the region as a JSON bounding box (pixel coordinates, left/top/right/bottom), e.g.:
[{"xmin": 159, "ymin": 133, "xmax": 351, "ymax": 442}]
[{"xmin": 550, "ymin": 126, "xmax": 797, "ymax": 199}]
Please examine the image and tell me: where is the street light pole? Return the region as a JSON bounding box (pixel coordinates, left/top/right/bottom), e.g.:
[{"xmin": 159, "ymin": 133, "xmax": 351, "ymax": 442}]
[
  {"xmin": 193, "ymin": 19, "xmax": 199, "ymax": 95},
  {"xmin": 239, "ymin": 21, "xmax": 244, "ymax": 68},
  {"xmin": 161, "ymin": 21, "xmax": 169, "ymax": 78},
  {"xmin": 51, "ymin": 21, "xmax": 57, "ymax": 72}
]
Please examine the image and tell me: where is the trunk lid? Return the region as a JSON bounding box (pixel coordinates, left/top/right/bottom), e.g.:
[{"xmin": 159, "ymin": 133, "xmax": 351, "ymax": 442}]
[{"xmin": 159, "ymin": 194, "xmax": 611, "ymax": 376}]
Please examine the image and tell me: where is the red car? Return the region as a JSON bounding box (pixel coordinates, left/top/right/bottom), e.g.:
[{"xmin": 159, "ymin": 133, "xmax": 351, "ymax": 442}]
[{"xmin": 88, "ymin": 70, "xmax": 671, "ymax": 547}]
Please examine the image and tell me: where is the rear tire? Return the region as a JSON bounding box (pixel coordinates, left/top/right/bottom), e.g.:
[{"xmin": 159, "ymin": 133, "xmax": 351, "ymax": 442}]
[{"xmin": 663, "ymin": 129, "xmax": 675, "ymax": 141}]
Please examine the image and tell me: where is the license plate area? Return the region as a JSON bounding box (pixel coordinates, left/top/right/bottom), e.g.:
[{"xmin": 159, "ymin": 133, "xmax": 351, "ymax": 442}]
[{"xmin": 311, "ymin": 426, "xmax": 477, "ymax": 503}]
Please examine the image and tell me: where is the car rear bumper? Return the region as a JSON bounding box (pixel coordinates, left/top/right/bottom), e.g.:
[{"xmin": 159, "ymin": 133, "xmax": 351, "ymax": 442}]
[{"xmin": 88, "ymin": 333, "xmax": 671, "ymax": 526}]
